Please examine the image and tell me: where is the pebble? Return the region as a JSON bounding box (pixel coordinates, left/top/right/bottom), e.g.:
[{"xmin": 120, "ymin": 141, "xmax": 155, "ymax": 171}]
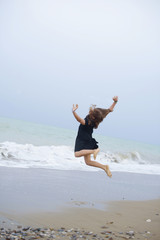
[
  {"xmin": 92, "ymin": 234, "xmax": 97, "ymax": 237},
  {"xmin": 101, "ymin": 226, "xmax": 108, "ymax": 229},
  {"xmin": 146, "ymin": 219, "xmax": 151, "ymax": 222},
  {"xmin": 22, "ymin": 227, "xmax": 30, "ymax": 231},
  {"xmin": 84, "ymin": 231, "xmax": 93, "ymax": 235},
  {"xmin": 100, "ymin": 230, "xmax": 112, "ymax": 236},
  {"xmin": 106, "ymin": 221, "xmax": 114, "ymax": 224},
  {"xmin": 0, "ymin": 227, "xmax": 107, "ymax": 240},
  {"xmin": 126, "ymin": 231, "xmax": 134, "ymax": 236},
  {"xmin": 17, "ymin": 226, "xmax": 22, "ymax": 229},
  {"xmin": 0, "ymin": 224, "xmax": 147, "ymax": 240}
]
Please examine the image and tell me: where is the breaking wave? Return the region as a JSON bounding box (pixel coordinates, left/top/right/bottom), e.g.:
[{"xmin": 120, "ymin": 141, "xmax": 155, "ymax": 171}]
[{"xmin": 0, "ymin": 141, "xmax": 160, "ymax": 175}]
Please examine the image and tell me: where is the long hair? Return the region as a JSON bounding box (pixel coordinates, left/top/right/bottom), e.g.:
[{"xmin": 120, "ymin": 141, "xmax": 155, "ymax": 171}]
[{"xmin": 87, "ymin": 105, "xmax": 110, "ymax": 129}]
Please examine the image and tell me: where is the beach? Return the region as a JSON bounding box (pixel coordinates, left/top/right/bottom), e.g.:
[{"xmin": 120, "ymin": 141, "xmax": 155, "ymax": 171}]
[
  {"xmin": 0, "ymin": 167, "xmax": 160, "ymax": 240},
  {"xmin": 1, "ymin": 0, "xmax": 160, "ymax": 238}
]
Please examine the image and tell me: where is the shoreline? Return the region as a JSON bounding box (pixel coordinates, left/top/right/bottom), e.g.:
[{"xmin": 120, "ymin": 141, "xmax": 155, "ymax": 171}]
[{"xmin": 0, "ymin": 167, "xmax": 160, "ymax": 239}]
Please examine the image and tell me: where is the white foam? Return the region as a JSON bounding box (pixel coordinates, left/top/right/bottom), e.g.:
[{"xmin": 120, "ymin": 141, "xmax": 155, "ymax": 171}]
[{"xmin": 0, "ymin": 141, "xmax": 160, "ymax": 175}]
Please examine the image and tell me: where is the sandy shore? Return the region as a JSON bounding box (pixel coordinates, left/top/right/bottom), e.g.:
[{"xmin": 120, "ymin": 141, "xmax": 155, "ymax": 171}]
[{"xmin": 0, "ymin": 167, "xmax": 160, "ymax": 239}]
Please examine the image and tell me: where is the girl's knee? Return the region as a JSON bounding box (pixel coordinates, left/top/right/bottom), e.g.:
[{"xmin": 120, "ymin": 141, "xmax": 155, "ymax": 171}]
[
  {"xmin": 85, "ymin": 161, "xmax": 92, "ymax": 166},
  {"xmin": 84, "ymin": 157, "xmax": 92, "ymax": 166},
  {"xmin": 74, "ymin": 152, "xmax": 80, "ymax": 157}
]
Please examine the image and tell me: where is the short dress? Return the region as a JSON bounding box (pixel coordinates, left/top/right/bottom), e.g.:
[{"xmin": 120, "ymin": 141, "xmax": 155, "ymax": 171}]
[{"xmin": 74, "ymin": 116, "xmax": 98, "ymax": 152}]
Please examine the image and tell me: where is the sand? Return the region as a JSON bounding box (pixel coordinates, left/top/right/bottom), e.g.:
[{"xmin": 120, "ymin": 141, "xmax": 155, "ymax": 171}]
[{"xmin": 0, "ymin": 167, "xmax": 160, "ymax": 239}]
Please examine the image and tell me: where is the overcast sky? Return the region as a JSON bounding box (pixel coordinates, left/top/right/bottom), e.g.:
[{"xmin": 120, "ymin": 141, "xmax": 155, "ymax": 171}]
[{"xmin": 0, "ymin": 0, "xmax": 160, "ymax": 145}]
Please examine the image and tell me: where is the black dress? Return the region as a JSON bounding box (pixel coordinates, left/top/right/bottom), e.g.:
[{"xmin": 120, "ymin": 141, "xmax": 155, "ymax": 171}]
[{"xmin": 74, "ymin": 116, "xmax": 99, "ymax": 152}]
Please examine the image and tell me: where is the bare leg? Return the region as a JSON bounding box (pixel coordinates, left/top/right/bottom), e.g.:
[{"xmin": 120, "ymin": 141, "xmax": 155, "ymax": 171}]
[
  {"xmin": 75, "ymin": 148, "xmax": 99, "ymax": 158},
  {"xmin": 84, "ymin": 154, "xmax": 105, "ymax": 170},
  {"xmin": 93, "ymin": 148, "xmax": 100, "ymax": 160},
  {"xmin": 104, "ymin": 165, "xmax": 112, "ymax": 178},
  {"xmin": 84, "ymin": 154, "xmax": 112, "ymax": 178}
]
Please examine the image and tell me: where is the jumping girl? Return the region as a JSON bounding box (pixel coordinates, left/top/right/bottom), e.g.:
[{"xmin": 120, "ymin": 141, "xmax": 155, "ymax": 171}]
[{"xmin": 72, "ymin": 96, "xmax": 118, "ymax": 177}]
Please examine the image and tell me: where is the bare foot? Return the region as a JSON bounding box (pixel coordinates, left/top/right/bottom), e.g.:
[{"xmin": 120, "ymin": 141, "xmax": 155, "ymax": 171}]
[
  {"xmin": 104, "ymin": 165, "xmax": 112, "ymax": 178},
  {"xmin": 93, "ymin": 148, "xmax": 100, "ymax": 160}
]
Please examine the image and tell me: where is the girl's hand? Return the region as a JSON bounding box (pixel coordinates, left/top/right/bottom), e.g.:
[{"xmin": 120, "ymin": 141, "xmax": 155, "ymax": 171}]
[
  {"xmin": 72, "ymin": 104, "xmax": 78, "ymax": 112},
  {"xmin": 113, "ymin": 96, "xmax": 118, "ymax": 102}
]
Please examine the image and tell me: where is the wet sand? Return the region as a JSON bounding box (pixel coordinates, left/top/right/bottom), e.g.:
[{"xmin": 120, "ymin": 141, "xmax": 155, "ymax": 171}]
[{"xmin": 0, "ymin": 167, "xmax": 160, "ymax": 239}]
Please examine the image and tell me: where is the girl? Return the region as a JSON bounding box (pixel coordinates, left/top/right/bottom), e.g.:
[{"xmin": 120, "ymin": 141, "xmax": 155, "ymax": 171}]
[{"xmin": 72, "ymin": 96, "xmax": 118, "ymax": 177}]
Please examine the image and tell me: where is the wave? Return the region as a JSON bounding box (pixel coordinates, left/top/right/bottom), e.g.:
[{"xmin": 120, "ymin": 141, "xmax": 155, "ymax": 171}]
[
  {"xmin": 0, "ymin": 141, "xmax": 160, "ymax": 175},
  {"xmin": 101, "ymin": 151, "xmax": 147, "ymax": 165}
]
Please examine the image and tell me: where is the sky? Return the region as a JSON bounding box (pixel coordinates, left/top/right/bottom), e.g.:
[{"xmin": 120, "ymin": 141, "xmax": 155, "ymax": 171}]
[{"xmin": 0, "ymin": 0, "xmax": 160, "ymax": 145}]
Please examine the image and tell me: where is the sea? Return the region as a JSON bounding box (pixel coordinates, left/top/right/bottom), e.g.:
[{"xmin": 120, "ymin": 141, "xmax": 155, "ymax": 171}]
[{"xmin": 0, "ymin": 117, "xmax": 160, "ymax": 175}]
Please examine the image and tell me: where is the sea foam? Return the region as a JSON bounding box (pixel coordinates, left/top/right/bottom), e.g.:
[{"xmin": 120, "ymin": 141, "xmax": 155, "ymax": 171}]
[{"xmin": 0, "ymin": 141, "xmax": 160, "ymax": 175}]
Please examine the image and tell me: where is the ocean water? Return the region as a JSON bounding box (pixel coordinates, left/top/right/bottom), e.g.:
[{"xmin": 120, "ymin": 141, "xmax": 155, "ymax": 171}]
[{"xmin": 0, "ymin": 117, "xmax": 160, "ymax": 175}]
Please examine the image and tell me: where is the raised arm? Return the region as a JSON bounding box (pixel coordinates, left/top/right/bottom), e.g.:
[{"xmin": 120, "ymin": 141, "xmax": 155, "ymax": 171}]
[
  {"xmin": 72, "ymin": 104, "xmax": 85, "ymax": 125},
  {"xmin": 109, "ymin": 96, "xmax": 118, "ymax": 112}
]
